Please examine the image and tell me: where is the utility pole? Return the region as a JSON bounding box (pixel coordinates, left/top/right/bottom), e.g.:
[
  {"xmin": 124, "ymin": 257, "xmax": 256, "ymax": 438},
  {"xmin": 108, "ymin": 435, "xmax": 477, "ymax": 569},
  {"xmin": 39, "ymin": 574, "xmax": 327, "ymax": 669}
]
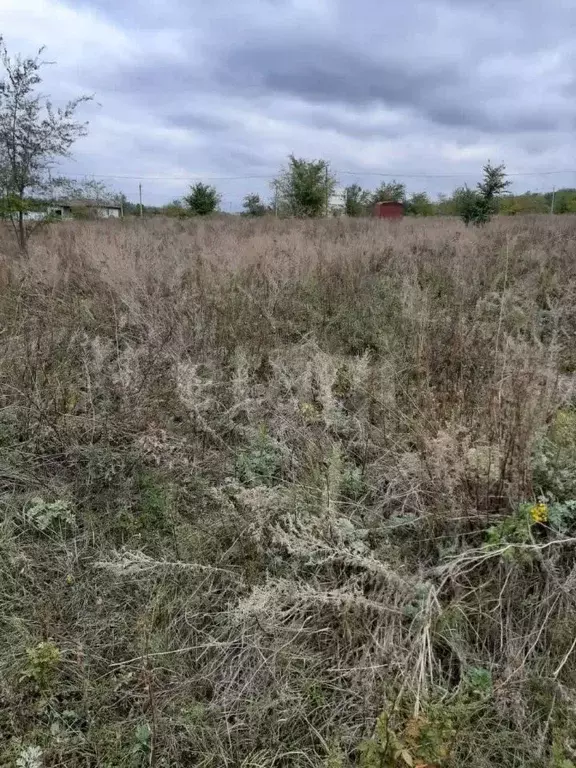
[
  {"xmin": 139, "ymin": 183, "xmax": 143, "ymax": 218},
  {"xmin": 325, "ymin": 165, "xmax": 329, "ymax": 217},
  {"xmin": 550, "ymin": 186, "xmax": 556, "ymax": 215}
]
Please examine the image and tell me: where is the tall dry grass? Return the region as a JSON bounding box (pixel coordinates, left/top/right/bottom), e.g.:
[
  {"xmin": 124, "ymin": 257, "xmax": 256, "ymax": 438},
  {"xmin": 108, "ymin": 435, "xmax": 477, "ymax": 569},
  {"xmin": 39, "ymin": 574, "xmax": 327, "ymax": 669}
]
[{"xmin": 1, "ymin": 215, "xmax": 576, "ymax": 767}]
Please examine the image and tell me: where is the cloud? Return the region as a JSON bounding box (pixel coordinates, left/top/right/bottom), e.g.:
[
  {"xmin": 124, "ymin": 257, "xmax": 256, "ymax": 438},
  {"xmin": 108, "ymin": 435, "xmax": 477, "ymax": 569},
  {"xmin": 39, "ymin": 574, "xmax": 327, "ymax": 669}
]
[{"xmin": 1, "ymin": 0, "xmax": 576, "ymax": 207}]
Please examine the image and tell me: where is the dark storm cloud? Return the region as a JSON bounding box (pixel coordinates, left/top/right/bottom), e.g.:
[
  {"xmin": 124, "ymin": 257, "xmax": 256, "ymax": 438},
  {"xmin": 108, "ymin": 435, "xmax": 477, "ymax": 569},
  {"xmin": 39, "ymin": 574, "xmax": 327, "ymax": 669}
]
[
  {"xmin": 302, "ymin": 112, "xmax": 406, "ymax": 141},
  {"xmin": 70, "ymin": 0, "xmax": 576, "ymax": 136},
  {"xmin": 218, "ymin": 39, "xmax": 564, "ymax": 134},
  {"xmin": 221, "ymin": 43, "xmax": 457, "ymax": 109},
  {"xmin": 425, "ymin": 104, "xmax": 559, "ymax": 134}
]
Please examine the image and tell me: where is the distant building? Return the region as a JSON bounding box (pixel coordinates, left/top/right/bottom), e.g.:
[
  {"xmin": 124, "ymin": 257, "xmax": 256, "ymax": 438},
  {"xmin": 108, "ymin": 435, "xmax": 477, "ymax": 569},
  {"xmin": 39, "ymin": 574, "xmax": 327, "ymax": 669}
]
[
  {"xmin": 329, "ymin": 187, "xmax": 346, "ymax": 215},
  {"xmin": 21, "ymin": 199, "xmax": 122, "ymax": 221},
  {"xmin": 373, "ymin": 201, "xmax": 404, "ymax": 219},
  {"xmin": 52, "ymin": 199, "xmax": 122, "ymax": 219}
]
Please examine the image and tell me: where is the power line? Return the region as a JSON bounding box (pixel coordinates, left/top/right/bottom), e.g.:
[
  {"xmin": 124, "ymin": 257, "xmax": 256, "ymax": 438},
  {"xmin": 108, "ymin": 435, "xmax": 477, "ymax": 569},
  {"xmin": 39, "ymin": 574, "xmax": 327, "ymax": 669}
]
[
  {"xmin": 63, "ymin": 172, "xmax": 275, "ymax": 181},
  {"xmin": 61, "ymin": 168, "xmax": 576, "ymax": 182},
  {"xmin": 338, "ymin": 169, "xmax": 576, "ymax": 178}
]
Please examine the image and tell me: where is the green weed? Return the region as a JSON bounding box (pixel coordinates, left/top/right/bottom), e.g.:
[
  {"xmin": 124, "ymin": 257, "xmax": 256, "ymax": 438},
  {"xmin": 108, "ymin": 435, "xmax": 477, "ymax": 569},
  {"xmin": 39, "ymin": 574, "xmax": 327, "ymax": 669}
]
[
  {"xmin": 21, "ymin": 641, "xmax": 61, "ymax": 691},
  {"xmin": 235, "ymin": 430, "xmax": 283, "ymax": 487}
]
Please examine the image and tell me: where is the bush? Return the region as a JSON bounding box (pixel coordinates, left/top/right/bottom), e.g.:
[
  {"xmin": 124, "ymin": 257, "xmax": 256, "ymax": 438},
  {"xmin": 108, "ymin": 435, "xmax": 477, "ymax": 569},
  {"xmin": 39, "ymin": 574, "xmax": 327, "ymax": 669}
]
[
  {"xmin": 24, "ymin": 497, "xmax": 75, "ymax": 532},
  {"xmin": 533, "ymin": 409, "xmax": 576, "ymax": 500},
  {"xmin": 455, "ymin": 162, "xmax": 511, "ymax": 225},
  {"xmin": 184, "ymin": 182, "xmax": 220, "ymax": 215},
  {"xmin": 235, "ymin": 431, "xmax": 283, "ymax": 487}
]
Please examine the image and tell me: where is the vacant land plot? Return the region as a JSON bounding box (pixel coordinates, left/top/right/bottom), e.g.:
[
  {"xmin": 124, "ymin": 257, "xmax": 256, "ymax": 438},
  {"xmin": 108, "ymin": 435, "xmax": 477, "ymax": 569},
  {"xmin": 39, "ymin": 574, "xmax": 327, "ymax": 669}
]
[{"xmin": 1, "ymin": 216, "xmax": 576, "ymax": 767}]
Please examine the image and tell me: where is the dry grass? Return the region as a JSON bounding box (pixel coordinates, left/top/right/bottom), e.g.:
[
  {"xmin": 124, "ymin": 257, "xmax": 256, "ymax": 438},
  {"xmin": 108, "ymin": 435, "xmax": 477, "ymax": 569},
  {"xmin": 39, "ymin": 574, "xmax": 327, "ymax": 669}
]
[{"xmin": 1, "ymin": 215, "xmax": 576, "ymax": 767}]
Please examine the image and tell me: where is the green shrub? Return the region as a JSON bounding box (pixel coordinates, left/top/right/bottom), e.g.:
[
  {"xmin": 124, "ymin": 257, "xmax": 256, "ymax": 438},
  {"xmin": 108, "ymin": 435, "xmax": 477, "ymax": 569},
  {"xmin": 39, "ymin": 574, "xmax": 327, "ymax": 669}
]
[
  {"xmin": 533, "ymin": 409, "xmax": 576, "ymax": 500},
  {"xmin": 340, "ymin": 464, "xmax": 367, "ymax": 500},
  {"xmin": 548, "ymin": 499, "xmax": 576, "ymax": 533},
  {"xmin": 235, "ymin": 431, "xmax": 282, "ymax": 487},
  {"xmin": 134, "ymin": 471, "xmax": 173, "ymax": 532},
  {"xmin": 24, "ymin": 497, "xmax": 75, "ymax": 533},
  {"xmin": 21, "ymin": 641, "xmax": 61, "ymax": 691}
]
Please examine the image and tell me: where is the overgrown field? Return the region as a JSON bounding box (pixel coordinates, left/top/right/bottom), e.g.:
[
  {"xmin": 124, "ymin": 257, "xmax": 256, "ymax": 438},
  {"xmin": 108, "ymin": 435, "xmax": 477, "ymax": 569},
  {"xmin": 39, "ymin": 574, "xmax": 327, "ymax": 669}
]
[{"xmin": 2, "ymin": 215, "xmax": 576, "ymax": 767}]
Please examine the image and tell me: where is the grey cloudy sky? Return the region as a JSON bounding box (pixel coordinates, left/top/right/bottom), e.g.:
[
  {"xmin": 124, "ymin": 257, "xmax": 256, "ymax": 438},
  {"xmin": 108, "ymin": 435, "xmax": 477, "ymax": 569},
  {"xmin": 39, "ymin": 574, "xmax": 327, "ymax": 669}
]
[{"xmin": 2, "ymin": 0, "xmax": 576, "ymax": 207}]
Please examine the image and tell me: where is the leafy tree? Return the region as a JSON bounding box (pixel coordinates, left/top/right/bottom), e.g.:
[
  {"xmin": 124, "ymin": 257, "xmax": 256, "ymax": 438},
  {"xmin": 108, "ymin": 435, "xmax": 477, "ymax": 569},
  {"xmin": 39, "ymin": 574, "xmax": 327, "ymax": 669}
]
[
  {"xmin": 274, "ymin": 155, "xmax": 337, "ymax": 218},
  {"xmin": 242, "ymin": 193, "xmax": 268, "ymax": 217},
  {"xmin": 0, "ymin": 37, "xmax": 91, "ymax": 251},
  {"xmin": 163, "ymin": 199, "xmax": 188, "ymax": 218},
  {"xmin": 344, "ymin": 184, "xmax": 372, "ymax": 217},
  {"xmin": 477, "ymin": 162, "xmax": 511, "ymax": 203},
  {"xmin": 453, "ymin": 185, "xmax": 483, "ymax": 225},
  {"xmin": 561, "ymin": 195, "xmax": 576, "ymax": 214},
  {"xmin": 455, "ymin": 163, "xmax": 511, "ymax": 226},
  {"xmin": 435, "ymin": 193, "xmax": 457, "ymax": 216},
  {"xmin": 406, "ymin": 191, "xmax": 434, "ymax": 216},
  {"xmin": 184, "ymin": 183, "xmax": 220, "ymax": 216},
  {"xmin": 116, "ymin": 192, "xmax": 141, "ymax": 216},
  {"xmin": 545, "ymin": 188, "xmax": 576, "ymax": 214},
  {"xmin": 500, "ymin": 193, "xmax": 548, "ymax": 216},
  {"xmin": 372, "ymin": 180, "xmax": 406, "ymax": 204}
]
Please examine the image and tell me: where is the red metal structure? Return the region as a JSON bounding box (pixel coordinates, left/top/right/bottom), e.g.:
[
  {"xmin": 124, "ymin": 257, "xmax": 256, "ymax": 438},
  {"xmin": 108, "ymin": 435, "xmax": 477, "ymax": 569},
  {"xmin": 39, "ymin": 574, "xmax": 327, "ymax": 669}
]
[{"xmin": 373, "ymin": 201, "xmax": 404, "ymax": 219}]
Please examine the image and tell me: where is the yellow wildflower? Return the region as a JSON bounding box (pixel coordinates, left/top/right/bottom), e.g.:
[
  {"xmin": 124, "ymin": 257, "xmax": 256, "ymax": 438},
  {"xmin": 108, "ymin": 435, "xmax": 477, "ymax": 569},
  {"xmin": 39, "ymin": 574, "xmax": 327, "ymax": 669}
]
[{"xmin": 530, "ymin": 502, "xmax": 548, "ymax": 524}]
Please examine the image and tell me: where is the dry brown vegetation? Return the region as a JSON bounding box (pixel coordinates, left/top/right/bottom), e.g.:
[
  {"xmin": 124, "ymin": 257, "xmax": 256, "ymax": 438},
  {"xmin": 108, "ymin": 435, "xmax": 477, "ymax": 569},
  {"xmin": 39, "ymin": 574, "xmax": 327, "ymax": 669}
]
[{"xmin": 1, "ymin": 215, "xmax": 576, "ymax": 767}]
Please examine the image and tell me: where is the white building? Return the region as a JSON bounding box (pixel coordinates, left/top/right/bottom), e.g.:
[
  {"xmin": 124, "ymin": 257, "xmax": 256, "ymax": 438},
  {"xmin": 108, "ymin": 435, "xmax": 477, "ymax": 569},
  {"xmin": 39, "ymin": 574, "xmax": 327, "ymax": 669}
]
[
  {"xmin": 329, "ymin": 187, "xmax": 346, "ymax": 215},
  {"xmin": 51, "ymin": 199, "xmax": 122, "ymax": 219},
  {"xmin": 22, "ymin": 199, "xmax": 122, "ymax": 221}
]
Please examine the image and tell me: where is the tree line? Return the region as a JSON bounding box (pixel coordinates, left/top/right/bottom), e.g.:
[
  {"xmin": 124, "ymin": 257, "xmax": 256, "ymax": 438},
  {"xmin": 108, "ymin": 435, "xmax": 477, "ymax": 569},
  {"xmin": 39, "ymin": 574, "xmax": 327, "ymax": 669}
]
[
  {"xmin": 157, "ymin": 161, "xmax": 573, "ymax": 223},
  {"xmin": 143, "ymin": 161, "xmax": 501, "ymax": 220},
  {"xmin": 1, "ymin": 36, "xmax": 574, "ymax": 253}
]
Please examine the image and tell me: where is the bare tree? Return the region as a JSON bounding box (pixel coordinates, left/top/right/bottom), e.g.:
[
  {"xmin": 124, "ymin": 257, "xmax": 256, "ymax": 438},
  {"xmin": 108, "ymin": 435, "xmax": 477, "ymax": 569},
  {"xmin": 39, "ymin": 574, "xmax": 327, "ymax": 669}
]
[{"xmin": 0, "ymin": 37, "xmax": 91, "ymax": 251}]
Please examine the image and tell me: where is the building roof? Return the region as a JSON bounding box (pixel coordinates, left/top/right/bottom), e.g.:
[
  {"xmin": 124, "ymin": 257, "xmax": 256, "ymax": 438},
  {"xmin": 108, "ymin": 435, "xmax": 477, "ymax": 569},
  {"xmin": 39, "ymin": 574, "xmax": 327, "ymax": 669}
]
[{"xmin": 56, "ymin": 198, "xmax": 121, "ymax": 209}]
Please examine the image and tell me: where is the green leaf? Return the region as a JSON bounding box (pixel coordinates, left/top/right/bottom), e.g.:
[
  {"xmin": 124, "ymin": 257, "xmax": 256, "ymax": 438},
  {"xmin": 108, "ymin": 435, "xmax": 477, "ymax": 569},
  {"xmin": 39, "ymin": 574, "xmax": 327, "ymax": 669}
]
[
  {"xmin": 401, "ymin": 749, "xmax": 414, "ymax": 766},
  {"xmin": 135, "ymin": 723, "xmax": 151, "ymax": 748}
]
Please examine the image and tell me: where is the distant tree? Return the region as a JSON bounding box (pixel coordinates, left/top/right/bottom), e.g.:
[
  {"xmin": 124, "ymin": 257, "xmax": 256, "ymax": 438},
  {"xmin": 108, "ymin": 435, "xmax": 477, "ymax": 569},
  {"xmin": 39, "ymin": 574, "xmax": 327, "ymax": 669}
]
[
  {"xmin": 344, "ymin": 184, "xmax": 372, "ymax": 216},
  {"xmin": 184, "ymin": 183, "xmax": 220, "ymax": 216},
  {"xmin": 455, "ymin": 163, "xmax": 511, "ymax": 226},
  {"xmin": 163, "ymin": 198, "xmax": 188, "ymax": 218},
  {"xmin": 60, "ymin": 177, "xmax": 117, "ymax": 203},
  {"xmin": 116, "ymin": 192, "xmax": 141, "ymax": 216},
  {"xmin": 500, "ymin": 193, "xmax": 548, "ymax": 216},
  {"xmin": 242, "ymin": 193, "xmax": 268, "ymax": 217},
  {"xmin": 406, "ymin": 191, "xmax": 434, "ymax": 216},
  {"xmin": 273, "ymin": 155, "xmax": 337, "ymax": 218},
  {"xmin": 372, "ymin": 180, "xmax": 406, "ymax": 204},
  {"xmin": 0, "ymin": 37, "xmax": 91, "ymax": 251},
  {"xmin": 477, "ymin": 162, "xmax": 511, "ymax": 203},
  {"xmin": 435, "ymin": 193, "xmax": 456, "ymax": 216},
  {"xmin": 50, "ymin": 178, "xmax": 122, "ymax": 219},
  {"xmin": 453, "ymin": 185, "xmax": 483, "ymax": 225},
  {"xmin": 545, "ymin": 188, "xmax": 576, "ymax": 214}
]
